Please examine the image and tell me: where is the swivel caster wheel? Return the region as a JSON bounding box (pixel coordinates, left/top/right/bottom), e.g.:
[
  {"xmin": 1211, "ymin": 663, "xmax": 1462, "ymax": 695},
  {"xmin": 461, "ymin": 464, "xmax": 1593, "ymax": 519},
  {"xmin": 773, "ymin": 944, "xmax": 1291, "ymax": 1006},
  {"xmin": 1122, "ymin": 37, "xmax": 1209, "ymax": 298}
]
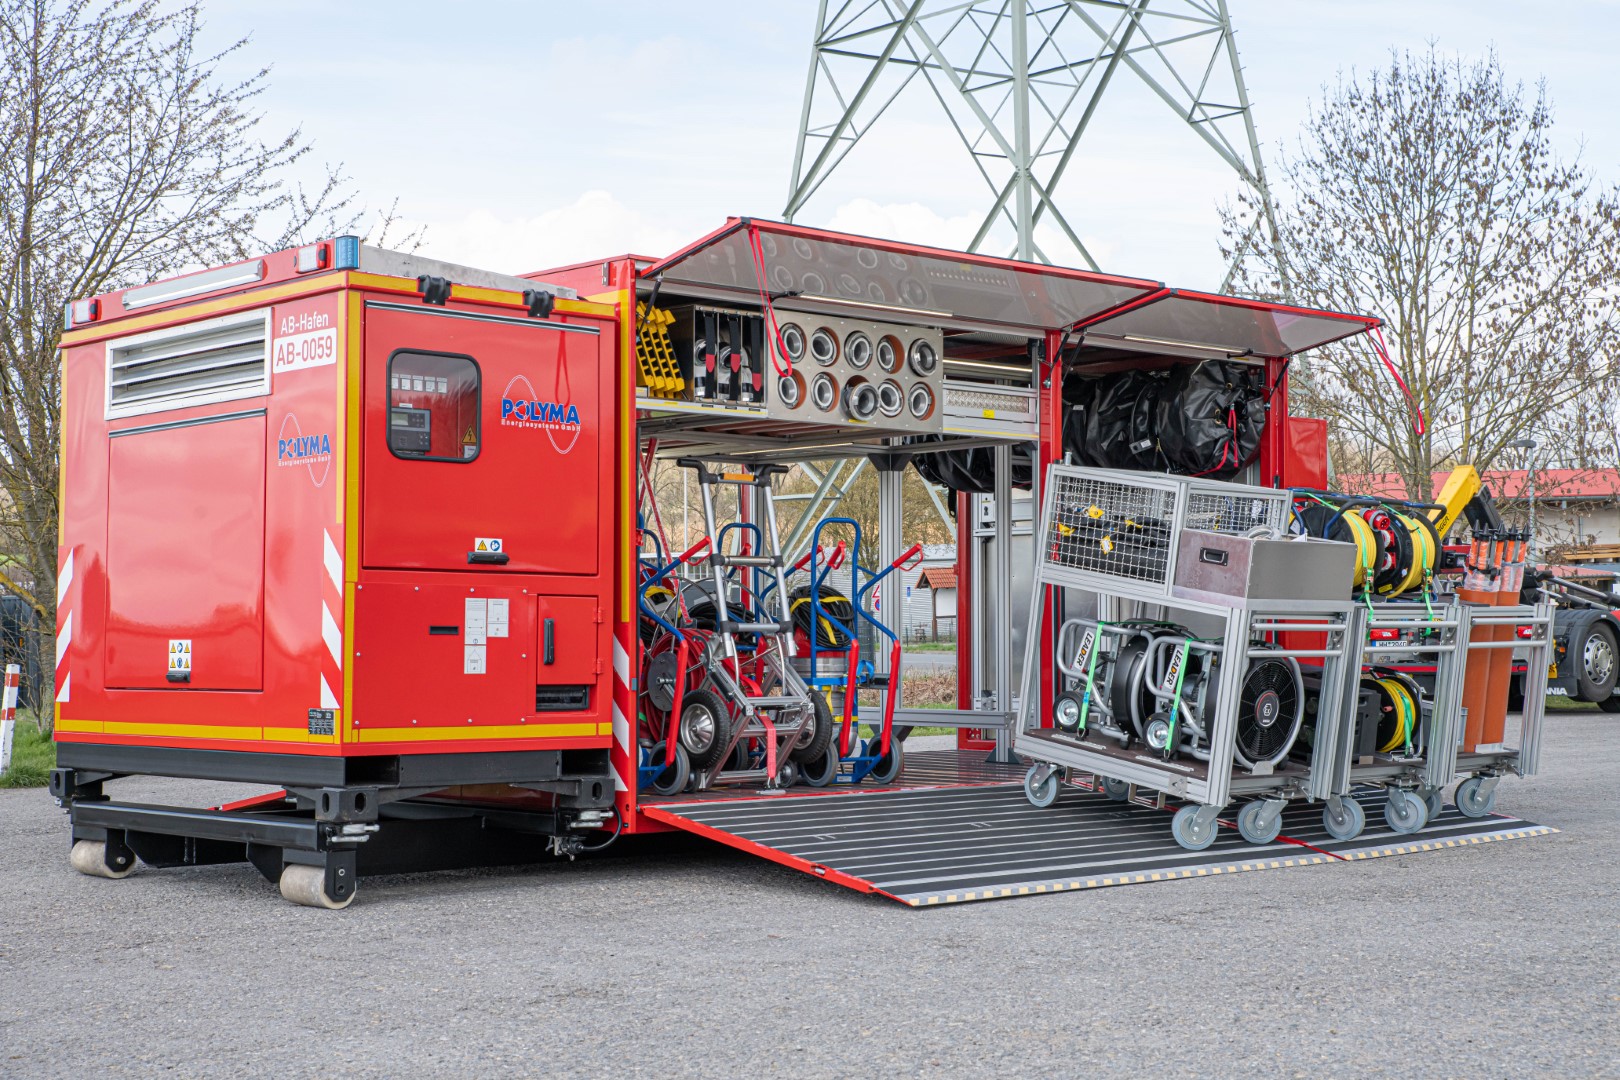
[
  {"xmin": 1421, "ymin": 788, "xmax": 1444, "ymax": 821},
  {"xmin": 647, "ymin": 742, "xmax": 691, "ymax": 797},
  {"xmin": 1170, "ymin": 805, "xmax": 1219, "ymax": 852},
  {"xmin": 800, "ymin": 751, "xmax": 838, "ymax": 788},
  {"xmin": 1101, "ymin": 777, "xmax": 1130, "ymax": 802},
  {"xmin": 867, "ymin": 738, "xmax": 904, "ymax": 785},
  {"xmin": 775, "ymin": 760, "xmax": 800, "ymax": 789},
  {"xmin": 1024, "ymin": 766, "xmax": 1061, "ymax": 809},
  {"xmin": 278, "ymin": 864, "xmax": 355, "ymax": 910},
  {"xmin": 1383, "ymin": 789, "xmax": 1429, "ymax": 834},
  {"xmin": 1235, "ymin": 800, "xmax": 1284, "ymax": 846},
  {"xmin": 1322, "ymin": 797, "xmax": 1367, "ymax": 842},
  {"xmin": 69, "ymin": 840, "xmax": 137, "ymax": 879},
  {"xmin": 1454, "ymin": 776, "xmax": 1499, "ymax": 819}
]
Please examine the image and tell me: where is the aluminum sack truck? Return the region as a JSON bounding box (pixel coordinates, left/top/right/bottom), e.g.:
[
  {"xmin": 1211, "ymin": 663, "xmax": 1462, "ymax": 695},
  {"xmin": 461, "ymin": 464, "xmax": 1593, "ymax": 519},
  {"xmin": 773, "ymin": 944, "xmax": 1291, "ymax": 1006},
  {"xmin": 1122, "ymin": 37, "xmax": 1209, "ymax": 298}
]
[{"xmin": 52, "ymin": 239, "xmax": 620, "ymax": 907}]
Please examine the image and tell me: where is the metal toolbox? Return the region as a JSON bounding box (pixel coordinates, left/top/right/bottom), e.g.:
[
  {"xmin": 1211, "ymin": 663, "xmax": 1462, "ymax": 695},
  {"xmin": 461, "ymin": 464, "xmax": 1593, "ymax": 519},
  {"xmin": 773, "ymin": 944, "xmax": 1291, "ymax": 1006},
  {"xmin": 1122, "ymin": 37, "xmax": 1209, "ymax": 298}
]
[
  {"xmin": 1171, "ymin": 531, "xmax": 1356, "ymax": 604},
  {"xmin": 1040, "ymin": 465, "xmax": 1292, "ymax": 597}
]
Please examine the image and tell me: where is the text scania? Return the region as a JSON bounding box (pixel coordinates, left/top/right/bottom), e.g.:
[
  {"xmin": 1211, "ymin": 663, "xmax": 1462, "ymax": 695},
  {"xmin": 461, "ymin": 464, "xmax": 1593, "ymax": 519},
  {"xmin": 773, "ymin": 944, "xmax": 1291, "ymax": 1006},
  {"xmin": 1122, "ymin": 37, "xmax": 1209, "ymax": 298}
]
[
  {"xmin": 501, "ymin": 398, "xmax": 581, "ymax": 428},
  {"xmin": 278, "ymin": 433, "xmax": 332, "ymax": 464}
]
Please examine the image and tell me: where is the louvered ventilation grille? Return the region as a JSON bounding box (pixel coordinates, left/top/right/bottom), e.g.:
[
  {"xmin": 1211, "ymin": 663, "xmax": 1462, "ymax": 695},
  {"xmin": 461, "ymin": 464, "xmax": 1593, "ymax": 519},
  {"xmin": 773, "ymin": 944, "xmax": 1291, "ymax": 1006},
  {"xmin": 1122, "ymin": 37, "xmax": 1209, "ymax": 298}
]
[{"xmin": 107, "ymin": 314, "xmax": 269, "ymax": 418}]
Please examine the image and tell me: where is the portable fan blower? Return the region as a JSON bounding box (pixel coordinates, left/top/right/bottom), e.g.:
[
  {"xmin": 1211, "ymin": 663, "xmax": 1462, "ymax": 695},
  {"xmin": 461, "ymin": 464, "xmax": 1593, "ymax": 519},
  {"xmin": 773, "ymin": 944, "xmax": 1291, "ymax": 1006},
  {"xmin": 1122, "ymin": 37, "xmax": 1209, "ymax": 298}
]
[{"xmin": 1139, "ymin": 641, "xmax": 1306, "ymax": 770}]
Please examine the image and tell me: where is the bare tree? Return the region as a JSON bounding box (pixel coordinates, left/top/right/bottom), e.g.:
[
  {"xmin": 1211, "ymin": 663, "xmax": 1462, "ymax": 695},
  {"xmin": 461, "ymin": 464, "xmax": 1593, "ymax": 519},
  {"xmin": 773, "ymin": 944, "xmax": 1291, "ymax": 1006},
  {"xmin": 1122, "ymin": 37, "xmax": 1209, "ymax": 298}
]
[
  {"xmin": 0, "ymin": 0, "xmax": 398, "ymax": 725},
  {"xmin": 1223, "ymin": 48, "xmax": 1620, "ymax": 501}
]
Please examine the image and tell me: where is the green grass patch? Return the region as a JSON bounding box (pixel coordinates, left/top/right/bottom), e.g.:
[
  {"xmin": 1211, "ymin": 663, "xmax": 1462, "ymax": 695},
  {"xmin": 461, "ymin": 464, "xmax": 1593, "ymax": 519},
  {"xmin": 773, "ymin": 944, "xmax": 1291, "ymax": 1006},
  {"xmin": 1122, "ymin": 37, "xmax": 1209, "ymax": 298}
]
[
  {"xmin": 1546, "ymin": 695, "xmax": 1600, "ymax": 712},
  {"xmin": 904, "ymin": 641, "xmax": 957, "ymax": 653},
  {"xmin": 1, "ymin": 718, "xmax": 55, "ymax": 788}
]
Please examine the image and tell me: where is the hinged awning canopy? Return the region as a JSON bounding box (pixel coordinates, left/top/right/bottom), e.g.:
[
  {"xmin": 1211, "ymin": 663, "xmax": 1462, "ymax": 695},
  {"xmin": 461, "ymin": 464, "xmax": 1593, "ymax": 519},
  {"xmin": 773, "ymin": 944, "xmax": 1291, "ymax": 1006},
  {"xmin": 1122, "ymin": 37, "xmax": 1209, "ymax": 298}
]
[
  {"xmin": 1080, "ymin": 289, "xmax": 1378, "ymax": 359},
  {"xmin": 642, "ymin": 220, "xmax": 1379, "ymax": 357},
  {"xmin": 641, "ymin": 218, "xmax": 1165, "ymax": 335}
]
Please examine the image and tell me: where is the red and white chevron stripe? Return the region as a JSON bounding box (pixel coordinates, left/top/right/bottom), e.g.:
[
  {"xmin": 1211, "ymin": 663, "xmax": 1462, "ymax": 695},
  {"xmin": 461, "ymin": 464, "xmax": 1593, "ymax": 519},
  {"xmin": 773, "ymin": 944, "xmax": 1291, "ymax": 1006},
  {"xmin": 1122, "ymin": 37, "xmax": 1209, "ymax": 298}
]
[
  {"xmin": 1, "ymin": 664, "xmax": 19, "ymax": 774},
  {"xmin": 320, "ymin": 527, "xmax": 344, "ymax": 718},
  {"xmin": 55, "ymin": 546, "xmax": 73, "ymax": 704},
  {"xmin": 610, "ymin": 621, "xmax": 634, "ymax": 810}
]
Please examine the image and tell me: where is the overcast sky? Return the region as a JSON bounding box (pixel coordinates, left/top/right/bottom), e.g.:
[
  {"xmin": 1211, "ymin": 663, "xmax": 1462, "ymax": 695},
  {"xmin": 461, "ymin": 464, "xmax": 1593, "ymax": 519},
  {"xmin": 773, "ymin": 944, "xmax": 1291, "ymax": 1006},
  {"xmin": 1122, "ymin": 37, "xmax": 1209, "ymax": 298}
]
[{"xmin": 199, "ymin": 1, "xmax": 1620, "ymax": 291}]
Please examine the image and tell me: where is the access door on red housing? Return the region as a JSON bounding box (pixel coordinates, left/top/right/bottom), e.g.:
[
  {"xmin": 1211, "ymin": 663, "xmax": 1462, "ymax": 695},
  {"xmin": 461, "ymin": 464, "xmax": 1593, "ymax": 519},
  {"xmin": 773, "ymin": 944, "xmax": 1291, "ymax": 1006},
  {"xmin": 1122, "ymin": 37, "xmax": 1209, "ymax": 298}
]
[{"xmin": 361, "ymin": 300, "xmax": 604, "ymax": 574}]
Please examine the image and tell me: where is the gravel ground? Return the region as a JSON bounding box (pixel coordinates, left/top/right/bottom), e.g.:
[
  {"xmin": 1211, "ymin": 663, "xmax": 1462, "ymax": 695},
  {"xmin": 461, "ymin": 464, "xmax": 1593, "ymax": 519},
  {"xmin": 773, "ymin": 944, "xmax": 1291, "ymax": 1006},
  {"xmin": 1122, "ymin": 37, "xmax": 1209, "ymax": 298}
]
[{"xmin": 1, "ymin": 718, "xmax": 1616, "ymax": 1079}]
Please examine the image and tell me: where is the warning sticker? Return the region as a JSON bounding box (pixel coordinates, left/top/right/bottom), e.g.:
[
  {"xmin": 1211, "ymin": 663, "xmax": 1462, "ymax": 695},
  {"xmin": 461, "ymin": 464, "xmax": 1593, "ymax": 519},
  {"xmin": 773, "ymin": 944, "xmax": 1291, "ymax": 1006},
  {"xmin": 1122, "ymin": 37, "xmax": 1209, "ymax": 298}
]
[
  {"xmin": 474, "ymin": 537, "xmax": 503, "ymax": 554},
  {"xmin": 488, "ymin": 598, "xmax": 509, "ymax": 638},
  {"xmin": 464, "ymin": 597, "xmax": 487, "ymax": 645},
  {"xmin": 167, "ymin": 639, "xmax": 192, "ymax": 673}
]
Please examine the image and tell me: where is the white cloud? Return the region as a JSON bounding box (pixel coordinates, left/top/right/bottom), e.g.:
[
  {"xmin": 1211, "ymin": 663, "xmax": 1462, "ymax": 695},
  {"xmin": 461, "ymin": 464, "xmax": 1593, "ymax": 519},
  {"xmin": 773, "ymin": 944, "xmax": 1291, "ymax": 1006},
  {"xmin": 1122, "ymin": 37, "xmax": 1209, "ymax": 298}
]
[{"xmin": 415, "ymin": 191, "xmax": 690, "ymax": 277}]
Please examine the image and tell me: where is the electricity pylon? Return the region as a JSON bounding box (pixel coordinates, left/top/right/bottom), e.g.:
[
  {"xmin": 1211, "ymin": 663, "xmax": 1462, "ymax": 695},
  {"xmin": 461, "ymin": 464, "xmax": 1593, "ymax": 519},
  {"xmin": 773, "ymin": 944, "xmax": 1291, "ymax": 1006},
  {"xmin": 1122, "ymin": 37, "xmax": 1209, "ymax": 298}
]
[{"xmin": 786, "ymin": 0, "xmax": 1284, "ymax": 290}]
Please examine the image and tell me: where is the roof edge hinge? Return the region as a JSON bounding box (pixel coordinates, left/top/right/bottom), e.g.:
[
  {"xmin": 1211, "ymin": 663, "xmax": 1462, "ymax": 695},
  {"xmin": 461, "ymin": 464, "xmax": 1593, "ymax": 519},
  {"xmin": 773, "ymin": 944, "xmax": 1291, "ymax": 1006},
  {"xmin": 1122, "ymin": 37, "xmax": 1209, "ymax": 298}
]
[
  {"xmin": 417, "ymin": 275, "xmax": 453, "ymax": 305},
  {"xmin": 523, "ymin": 289, "xmax": 557, "ymax": 319}
]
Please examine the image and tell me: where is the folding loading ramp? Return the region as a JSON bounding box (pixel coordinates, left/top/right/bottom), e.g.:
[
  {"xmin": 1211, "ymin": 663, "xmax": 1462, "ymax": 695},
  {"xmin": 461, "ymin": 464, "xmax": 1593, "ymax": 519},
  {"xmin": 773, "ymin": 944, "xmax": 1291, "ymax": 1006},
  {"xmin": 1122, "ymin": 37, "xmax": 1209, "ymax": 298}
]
[{"xmin": 640, "ymin": 751, "xmax": 1554, "ymax": 906}]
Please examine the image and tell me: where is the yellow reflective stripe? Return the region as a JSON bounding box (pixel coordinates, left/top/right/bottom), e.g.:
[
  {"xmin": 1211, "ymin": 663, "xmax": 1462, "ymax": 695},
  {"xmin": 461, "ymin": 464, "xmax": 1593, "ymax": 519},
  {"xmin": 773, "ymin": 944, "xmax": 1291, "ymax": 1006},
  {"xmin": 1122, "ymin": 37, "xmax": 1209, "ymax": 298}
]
[{"xmin": 352, "ymin": 722, "xmax": 611, "ymax": 743}]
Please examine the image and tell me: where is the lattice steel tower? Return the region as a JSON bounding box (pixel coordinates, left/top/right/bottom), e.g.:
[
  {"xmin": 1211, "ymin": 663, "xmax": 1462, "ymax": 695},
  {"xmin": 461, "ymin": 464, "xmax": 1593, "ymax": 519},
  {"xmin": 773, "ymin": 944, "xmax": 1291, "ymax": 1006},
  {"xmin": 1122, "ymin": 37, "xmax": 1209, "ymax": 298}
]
[{"xmin": 786, "ymin": 0, "xmax": 1283, "ymax": 289}]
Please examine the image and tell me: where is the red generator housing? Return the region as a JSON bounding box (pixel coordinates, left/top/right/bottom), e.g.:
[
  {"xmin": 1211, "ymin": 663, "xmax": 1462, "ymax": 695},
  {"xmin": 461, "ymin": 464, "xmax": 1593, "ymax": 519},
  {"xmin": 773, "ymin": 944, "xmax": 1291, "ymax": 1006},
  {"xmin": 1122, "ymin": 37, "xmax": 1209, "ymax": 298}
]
[{"xmin": 53, "ymin": 240, "xmax": 622, "ymax": 905}]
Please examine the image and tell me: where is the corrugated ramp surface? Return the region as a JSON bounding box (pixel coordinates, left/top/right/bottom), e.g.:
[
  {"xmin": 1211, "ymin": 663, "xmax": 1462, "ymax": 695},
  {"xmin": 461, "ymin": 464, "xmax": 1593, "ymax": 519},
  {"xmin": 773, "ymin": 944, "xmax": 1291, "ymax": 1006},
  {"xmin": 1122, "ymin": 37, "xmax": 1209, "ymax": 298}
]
[{"xmin": 642, "ymin": 779, "xmax": 1553, "ymax": 907}]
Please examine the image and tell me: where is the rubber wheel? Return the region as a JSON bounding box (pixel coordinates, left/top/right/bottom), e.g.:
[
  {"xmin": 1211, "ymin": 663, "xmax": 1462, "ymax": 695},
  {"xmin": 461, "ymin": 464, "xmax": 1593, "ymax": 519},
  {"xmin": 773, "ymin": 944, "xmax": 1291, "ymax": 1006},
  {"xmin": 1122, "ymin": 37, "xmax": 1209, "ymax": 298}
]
[
  {"xmin": 1322, "ymin": 798, "xmax": 1366, "ymax": 842},
  {"xmin": 776, "ymin": 760, "xmax": 800, "ymax": 788},
  {"xmin": 1236, "ymin": 800, "xmax": 1283, "ymax": 846},
  {"xmin": 1170, "ymin": 805, "xmax": 1218, "ymax": 852},
  {"xmin": 1052, "ymin": 691, "xmax": 1085, "ymax": 732},
  {"xmin": 1024, "ymin": 766, "xmax": 1061, "ymax": 808},
  {"xmin": 800, "ymin": 750, "xmax": 839, "ymax": 788},
  {"xmin": 1598, "ymin": 695, "xmax": 1620, "ymax": 713},
  {"xmin": 1101, "ymin": 776, "xmax": 1130, "ymax": 802},
  {"xmin": 1454, "ymin": 776, "xmax": 1499, "ymax": 818},
  {"xmin": 278, "ymin": 864, "xmax": 355, "ymax": 910},
  {"xmin": 1422, "ymin": 788, "xmax": 1444, "ymax": 821},
  {"xmin": 648, "ymin": 742, "xmax": 690, "ymax": 797},
  {"xmin": 68, "ymin": 839, "xmax": 136, "ymax": 880},
  {"xmin": 1573, "ymin": 621, "xmax": 1619, "ymax": 701},
  {"xmin": 676, "ymin": 687, "xmax": 733, "ymax": 774},
  {"xmin": 790, "ymin": 695, "xmax": 835, "ymax": 764},
  {"xmin": 1383, "ymin": 789, "xmax": 1429, "ymax": 834},
  {"xmin": 867, "ymin": 735, "xmax": 904, "ymax": 785}
]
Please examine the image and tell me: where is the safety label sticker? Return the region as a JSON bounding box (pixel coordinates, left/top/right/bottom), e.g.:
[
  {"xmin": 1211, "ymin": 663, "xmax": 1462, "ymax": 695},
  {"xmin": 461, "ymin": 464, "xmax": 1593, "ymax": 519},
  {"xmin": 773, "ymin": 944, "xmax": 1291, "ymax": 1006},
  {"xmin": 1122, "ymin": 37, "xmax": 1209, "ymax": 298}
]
[
  {"xmin": 465, "ymin": 597, "xmax": 487, "ymax": 645},
  {"xmin": 474, "ymin": 537, "xmax": 503, "ymax": 554},
  {"xmin": 167, "ymin": 639, "xmax": 192, "ymax": 673},
  {"xmin": 307, "ymin": 708, "xmax": 335, "ymax": 736},
  {"xmin": 464, "ymin": 645, "xmax": 486, "ymax": 675},
  {"xmin": 488, "ymin": 598, "xmax": 509, "ymax": 638}
]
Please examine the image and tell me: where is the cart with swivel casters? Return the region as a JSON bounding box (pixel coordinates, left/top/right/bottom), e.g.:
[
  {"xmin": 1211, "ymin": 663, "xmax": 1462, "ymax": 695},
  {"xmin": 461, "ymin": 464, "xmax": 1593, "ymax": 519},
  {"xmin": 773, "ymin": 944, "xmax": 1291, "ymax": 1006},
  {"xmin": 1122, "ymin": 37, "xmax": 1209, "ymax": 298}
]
[
  {"xmin": 1436, "ymin": 601, "xmax": 1554, "ymax": 820},
  {"xmin": 1014, "ymin": 465, "xmax": 1361, "ymax": 851},
  {"xmin": 1310, "ymin": 598, "xmax": 1471, "ymax": 841},
  {"xmin": 670, "ymin": 458, "xmax": 822, "ymax": 791},
  {"xmin": 785, "ymin": 516, "xmax": 923, "ymax": 787}
]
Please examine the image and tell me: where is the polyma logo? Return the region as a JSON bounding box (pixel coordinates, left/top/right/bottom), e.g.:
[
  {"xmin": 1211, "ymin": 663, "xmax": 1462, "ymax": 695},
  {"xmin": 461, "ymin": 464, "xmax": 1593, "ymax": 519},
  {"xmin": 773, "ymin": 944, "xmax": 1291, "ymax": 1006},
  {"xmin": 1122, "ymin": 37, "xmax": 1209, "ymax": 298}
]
[{"xmin": 500, "ymin": 374, "xmax": 581, "ymax": 454}]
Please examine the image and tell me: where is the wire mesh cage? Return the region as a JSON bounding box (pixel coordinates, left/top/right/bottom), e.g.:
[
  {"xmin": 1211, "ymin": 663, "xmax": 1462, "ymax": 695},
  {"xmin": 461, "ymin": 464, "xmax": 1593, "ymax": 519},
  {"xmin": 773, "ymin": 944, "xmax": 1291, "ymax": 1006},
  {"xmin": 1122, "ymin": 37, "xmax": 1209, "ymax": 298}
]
[{"xmin": 1040, "ymin": 466, "xmax": 1291, "ymax": 593}]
